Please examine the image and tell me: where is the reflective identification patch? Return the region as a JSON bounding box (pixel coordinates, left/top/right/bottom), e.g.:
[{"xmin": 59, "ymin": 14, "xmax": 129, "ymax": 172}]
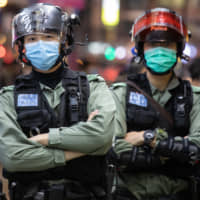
[
  {"xmin": 129, "ymin": 92, "xmax": 147, "ymax": 107},
  {"xmin": 17, "ymin": 94, "xmax": 38, "ymax": 107}
]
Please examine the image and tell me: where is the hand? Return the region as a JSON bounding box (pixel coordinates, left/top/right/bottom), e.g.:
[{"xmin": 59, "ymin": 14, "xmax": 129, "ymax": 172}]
[
  {"xmin": 29, "ymin": 134, "xmax": 49, "ymax": 146},
  {"xmin": 124, "ymin": 131, "xmax": 145, "ymax": 146},
  {"xmin": 65, "ymin": 151, "xmax": 85, "ymax": 161},
  {"xmin": 149, "ymin": 137, "xmax": 157, "ymax": 148},
  {"xmin": 87, "ymin": 110, "xmax": 99, "ymax": 121}
]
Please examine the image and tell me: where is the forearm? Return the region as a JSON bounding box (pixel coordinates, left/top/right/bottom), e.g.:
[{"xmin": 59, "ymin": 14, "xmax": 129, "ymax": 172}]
[
  {"xmin": 0, "ymin": 113, "xmax": 66, "ymax": 172},
  {"xmin": 154, "ymin": 136, "xmax": 200, "ymax": 163},
  {"xmin": 0, "ymin": 143, "xmax": 66, "ymax": 172},
  {"xmin": 108, "ymin": 146, "xmax": 163, "ymax": 170},
  {"xmin": 48, "ymin": 116, "xmax": 114, "ymax": 154},
  {"xmin": 2, "ymin": 137, "xmax": 85, "ymax": 172},
  {"xmin": 65, "ymin": 151, "xmax": 85, "ymax": 161}
]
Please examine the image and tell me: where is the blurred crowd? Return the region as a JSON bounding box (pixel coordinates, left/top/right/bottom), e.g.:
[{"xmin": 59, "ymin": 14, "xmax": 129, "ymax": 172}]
[{"xmin": 0, "ymin": 0, "xmax": 200, "ymax": 88}]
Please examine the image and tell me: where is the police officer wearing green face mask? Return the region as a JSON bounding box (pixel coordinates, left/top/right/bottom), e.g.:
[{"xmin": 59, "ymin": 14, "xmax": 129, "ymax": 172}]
[
  {"xmin": 108, "ymin": 8, "xmax": 200, "ymax": 200},
  {"xmin": 0, "ymin": 3, "xmax": 116, "ymax": 200}
]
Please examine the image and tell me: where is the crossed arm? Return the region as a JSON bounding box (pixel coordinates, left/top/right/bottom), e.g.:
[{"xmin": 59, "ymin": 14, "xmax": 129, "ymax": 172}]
[
  {"xmin": 29, "ymin": 110, "xmax": 99, "ymax": 160},
  {"xmin": 0, "ymin": 80, "xmax": 116, "ymax": 172}
]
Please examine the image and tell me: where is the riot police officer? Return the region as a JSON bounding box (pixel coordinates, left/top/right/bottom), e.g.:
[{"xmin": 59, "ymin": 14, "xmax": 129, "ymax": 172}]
[
  {"xmin": 109, "ymin": 8, "xmax": 200, "ymax": 200},
  {"xmin": 0, "ymin": 3, "xmax": 116, "ymax": 200}
]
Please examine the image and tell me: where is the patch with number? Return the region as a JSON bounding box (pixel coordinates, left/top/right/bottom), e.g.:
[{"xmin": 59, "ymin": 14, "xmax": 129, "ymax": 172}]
[
  {"xmin": 17, "ymin": 94, "xmax": 38, "ymax": 107},
  {"xmin": 129, "ymin": 92, "xmax": 147, "ymax": 107}
]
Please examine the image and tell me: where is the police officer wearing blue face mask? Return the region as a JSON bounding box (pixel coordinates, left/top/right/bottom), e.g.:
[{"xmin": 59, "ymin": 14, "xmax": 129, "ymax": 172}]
[
  {"xmin": 24, "ymin": 34, "xmax": 60, "ymax": 71},
  {"xmin": 0, "ymin": 3, "xmax": 117, "ymax": 200},
  {"xmin": 108, "ymin": 8, "xmax": 200, "ymax": 200}
]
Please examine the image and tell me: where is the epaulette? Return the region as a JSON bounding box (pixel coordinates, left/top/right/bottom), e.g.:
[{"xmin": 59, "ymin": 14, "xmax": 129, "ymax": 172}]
[
  {"xmin": 87, "ymin": 74, "xmax": 105, "ymax": 82},
  {"xmin": 110, "ymin": 82, "xmax": 126, "ymax": 90},
  {"xmin": 0, "ymin": 85, "xmax": 14, "ymax": 95}
]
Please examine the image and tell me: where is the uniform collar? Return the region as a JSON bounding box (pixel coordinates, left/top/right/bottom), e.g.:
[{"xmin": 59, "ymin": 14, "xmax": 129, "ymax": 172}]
[
  {"xmin": 149, "ymin": 73, "xmax": 181, "ymax": 106},
  {"xmin": 40, "ymin": 81, "xmax": 63, "ymax": 91},
  {"xmin": 150, "ymin": 73, "xmax": 180, "ymax": 95}
]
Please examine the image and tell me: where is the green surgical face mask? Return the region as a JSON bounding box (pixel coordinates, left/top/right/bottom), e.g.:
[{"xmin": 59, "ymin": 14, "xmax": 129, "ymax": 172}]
[{"xmin": 144, "ymin": 47, "xmax": 177, "ymax": 74}]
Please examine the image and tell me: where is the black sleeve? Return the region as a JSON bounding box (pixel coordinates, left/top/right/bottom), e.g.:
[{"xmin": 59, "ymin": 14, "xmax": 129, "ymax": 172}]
[
  {"xmin": 107, "ymin": 147, "xmax": 162, "ymax": 170},
  {"xmin": 155, "ymin": 137, "xmax": 200, "ymax": 163}
]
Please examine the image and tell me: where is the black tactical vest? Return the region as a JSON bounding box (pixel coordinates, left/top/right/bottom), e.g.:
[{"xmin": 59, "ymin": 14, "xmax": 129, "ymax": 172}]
[
  {"xmin": 126, "ymin": 73, "xmax": 193, "ymax": 137},
  {"xmin": 14, "ymin": 67, "xmax": 89, "ymax": 137},
  {"xmin": 4, "ymin": 67, "xmax": 106, "ymax": 185}
]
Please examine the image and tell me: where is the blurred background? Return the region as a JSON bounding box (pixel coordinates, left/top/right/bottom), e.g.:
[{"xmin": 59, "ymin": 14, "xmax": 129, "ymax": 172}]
[{"xmin": 0, "ymin": 0, "xmax": 200, "ymax": 85}]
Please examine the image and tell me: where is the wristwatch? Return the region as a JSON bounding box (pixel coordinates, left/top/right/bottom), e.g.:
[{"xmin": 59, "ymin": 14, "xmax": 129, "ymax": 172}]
[{"xmin": 143, "ymin": 130, "xmax": 155, "ymax": 146}]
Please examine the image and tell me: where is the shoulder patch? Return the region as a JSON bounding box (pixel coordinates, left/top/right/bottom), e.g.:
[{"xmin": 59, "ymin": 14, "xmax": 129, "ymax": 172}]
[
  {"xmin": 87, "ymin": 74, "xmax": 105, "ymax": 82},
  {"xmin": 110, "ymin": 82, "xmax": 126, "ymax": 90}
]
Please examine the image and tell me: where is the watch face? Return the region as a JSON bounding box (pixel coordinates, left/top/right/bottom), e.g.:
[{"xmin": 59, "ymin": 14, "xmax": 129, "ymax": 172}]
[
  {"xmin": 144, "ymin": 130, "xmax": 155, "ymax": 145},
  {"xmin": 145, "ymin": 132, "xmax": 154, "ymax": 139}
]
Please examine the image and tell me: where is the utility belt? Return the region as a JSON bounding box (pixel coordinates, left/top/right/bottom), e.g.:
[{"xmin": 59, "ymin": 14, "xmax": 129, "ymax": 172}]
[
  {"xmin": 9, "ymin": 179, "xmax": 106, "ymax": 200},
  {"xmin": 113, "ymin": 187, "xmax": 189, "ymax": 200}
]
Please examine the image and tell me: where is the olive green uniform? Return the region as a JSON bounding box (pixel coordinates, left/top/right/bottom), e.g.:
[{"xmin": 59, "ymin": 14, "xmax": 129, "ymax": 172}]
[
  {"xmin": 192, "ymin": 85, "xmax": 200, "ymax": 94},
  {"xmin": 0, "ymin": 74, "xmax": 116, "ymax": 172},
  {"xmin": 111, "ymin": 76, "xmax": 200, "ymax": 200}
]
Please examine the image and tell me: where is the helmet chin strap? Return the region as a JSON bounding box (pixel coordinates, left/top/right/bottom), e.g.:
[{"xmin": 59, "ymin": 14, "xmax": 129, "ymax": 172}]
[
  {"xmin": 20, "ymin": 51, "xmax": 32, "ymax": 67},
  {"xmin": 62, "ymin": 45, "xmax": 73, "ymax": 56}
]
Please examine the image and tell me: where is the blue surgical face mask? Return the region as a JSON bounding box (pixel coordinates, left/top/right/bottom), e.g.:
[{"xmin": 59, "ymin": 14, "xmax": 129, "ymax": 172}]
[
  {"xmin": 144, "ymin": 47, "xmax": 177, "ymax": 74},
  {"xmin": 25, "ymin": 40, "xmax": 59, "ymax": 71}
]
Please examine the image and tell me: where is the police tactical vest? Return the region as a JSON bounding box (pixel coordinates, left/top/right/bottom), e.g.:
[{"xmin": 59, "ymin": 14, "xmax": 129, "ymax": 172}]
[
  {"xmin": 126, "ymin": 73, "xmax": 193, "ymax": 137},
  {"xmin": 14, "ymin": 67, "xmax": 89, "ymax": 137},
  {"xmin": 4, "ymin": 67, "xmax": 106, "ymax": 185}
]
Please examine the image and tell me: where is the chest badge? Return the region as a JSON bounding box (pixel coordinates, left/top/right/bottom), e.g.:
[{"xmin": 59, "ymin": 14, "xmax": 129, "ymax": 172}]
[
  {"xmin": 17, "ymin": 94, "xmax": 38, "ymax": 107},
  {"xmin": 129, "ymin": 91, "xmax": 147, "ymax": 107}
]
